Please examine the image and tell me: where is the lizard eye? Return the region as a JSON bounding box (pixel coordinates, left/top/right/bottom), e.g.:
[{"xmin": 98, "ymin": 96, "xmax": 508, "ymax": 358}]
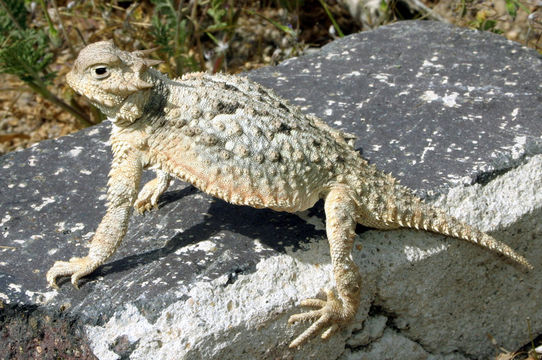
[{"xmin": 92, "ymin": 66, "xmax": 110, "ymax": 79}]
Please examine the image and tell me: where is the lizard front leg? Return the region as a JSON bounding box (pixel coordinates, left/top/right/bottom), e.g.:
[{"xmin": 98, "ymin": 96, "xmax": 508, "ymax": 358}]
[
  {"xmin": 46, "ymin": 146, "xmax": 143, "ymax": 288},
  {"xmin": 289, "ymin": 185, "xmax": 361, "ymax": 348},
  {"xmin": 134, "ymin": 170, "xmax": 171, "ymax": 214}
]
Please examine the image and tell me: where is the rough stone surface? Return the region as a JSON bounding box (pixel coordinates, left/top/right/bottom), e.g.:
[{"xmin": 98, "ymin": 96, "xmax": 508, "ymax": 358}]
[{"xmin": 1, "ymin": 20, "xmax": 541, "ymax": 359}]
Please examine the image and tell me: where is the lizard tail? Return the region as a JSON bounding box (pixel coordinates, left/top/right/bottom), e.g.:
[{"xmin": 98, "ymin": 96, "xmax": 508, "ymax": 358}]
[{"xmin": 390, "ymin": 193, "xmax": 533, "ymax": 271}]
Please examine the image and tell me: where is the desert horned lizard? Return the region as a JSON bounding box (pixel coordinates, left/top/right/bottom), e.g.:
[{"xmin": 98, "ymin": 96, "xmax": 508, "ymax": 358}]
[{"xmin": 46, "ymin": 41, "xmax": 532, "ymax": 348}]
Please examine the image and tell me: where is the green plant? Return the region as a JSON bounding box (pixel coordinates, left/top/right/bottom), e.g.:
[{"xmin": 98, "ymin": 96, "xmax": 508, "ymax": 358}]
[
  {"xmin": 461, "ymin": 0, "xmax": 534, "ymax": 36},
  {"xmin": 473, "ymin": 15, "xmax": 502, "ymax": 33},
  {"xmin": 0, "ymin": 0, "xmax": 92, "ymax": 126},
  {"xmin": 151, "ymin": 0, "xmax": 197, "ymax": 76},
  {"xmin": 0, "ymin": 0, "xmax": 25, "ymax": 32},
  {"xmin": 246, "ymin": 9, "xmax": 296, "ymax": 37},
  {"xmin": 505, "ymin": 0, "xmax": 530, "ymax": 19},
  {"xmin": 204, "ymin": 0, "xmax": 242, "ymax": 73},
  {"xmin": 150, "ymin": 0, "xmax": 243, "ymax": 76},
  {"xmin": 37, "ymin": 0, "xmax": 60, "ymax": 44},
  {"xmin": 318, "ymin": 0, "xmax": 344, "ymax": 37}
]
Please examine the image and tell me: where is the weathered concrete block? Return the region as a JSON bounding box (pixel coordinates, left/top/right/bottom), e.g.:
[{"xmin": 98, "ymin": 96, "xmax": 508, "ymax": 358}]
[{"xmin": 1, "ymin": 21, "xmax": 541, "ymax": 359}]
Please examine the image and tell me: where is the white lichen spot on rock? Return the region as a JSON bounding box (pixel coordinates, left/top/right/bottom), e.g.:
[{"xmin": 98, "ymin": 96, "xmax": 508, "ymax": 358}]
[
  {"xmin": 422, "ymin": 59, "xmax": 444, "ymax": 69},
  {"xmin": 420, "ymin": 142, "xmax": 436, "ymax": 163},
  {"xmin": 52, "ymin": 168, "xmax": 65, "ymax": 176},
  {"xmin": 0, "ymin": 292, "xmax": 9, "ymax": 303},
  {"xmin": 252, "ymin": 239, "xmax": 268, "ymax": 253},
  {"xmin": 25, "ymin": 289, "xmax": 58, "ymax": 304},
  {"xmin": 340, "ymin": 70, "xmax": 361, "ymax": 80},
  {"xmin": 8, "ymin": 283, "xmax": 22, "ymax": 292},
  {"xmin": 0, "ymin": 214, "xmax": 11, "ymax": 227},
  {"xmin": 420, "ymin": 91, "xmax": 459, "ymax": 107},
  {"xmin": 27, "ymin": 155, "xmax": 37, "ymax": 166},
  {"xmin": 511, "ymin": 108, "xmax": 519, "ymax": 120},
  {"xmin": 71, "ymin": 223, "xmax": 85, "ymax": 232},
  {"xmin": 210, "ymin": 233, "xmax": 225, "ymax": 241},
  {"xmin": 174, "ymin": 240, "xmax": 217, "ymax": 255},
  {"xmin": 31, "ymin": 196, "xmax": 56, "ymax": 211},
  {"xmin": 373, "ymin": 73, "xmax": 395, "ymax": 87},
  {"xmin": 55, "ymin": 221, "xmax": 66, "ymax": 232},
  {"xmin": 420, "ymin": 90, "xmax": 439, "ymax": 103},
  {"xmin": 442, "ymin": 92, "xmax": 459, "ymax": 107},
  {"xmin": 82, "ymin": 232, "xmax": 95, "ymax": 240},
  {"xmin": 88, "ymin": 128, "xmax": 101, "ymax": 136},
  {"xmin": 69, "ymin": 146, "xmax": 84, "ymax": 157}
]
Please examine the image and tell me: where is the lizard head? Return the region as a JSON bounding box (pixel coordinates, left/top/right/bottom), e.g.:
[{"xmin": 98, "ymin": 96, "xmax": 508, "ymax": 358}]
[{"xmin": 67, "ymin": 40, "xmax": 162, "ymax": 123}]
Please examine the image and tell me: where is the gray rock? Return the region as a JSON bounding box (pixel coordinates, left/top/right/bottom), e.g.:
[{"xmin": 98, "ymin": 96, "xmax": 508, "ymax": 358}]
[{"xmin": 1, "ymin": 21, "xmax": 541, "ymax": 359}]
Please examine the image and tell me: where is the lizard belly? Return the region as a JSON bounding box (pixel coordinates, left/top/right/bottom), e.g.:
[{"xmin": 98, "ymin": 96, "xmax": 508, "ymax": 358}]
[{"xmin": 155, "ymin": 147, "xmax": 322, "ymax": 213}]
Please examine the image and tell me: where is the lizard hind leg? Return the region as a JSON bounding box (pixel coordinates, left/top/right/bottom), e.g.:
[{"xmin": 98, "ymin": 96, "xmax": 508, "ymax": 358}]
[{"xmin": 288, "ymin": 185, "xmax": 361, "ymax": 348}]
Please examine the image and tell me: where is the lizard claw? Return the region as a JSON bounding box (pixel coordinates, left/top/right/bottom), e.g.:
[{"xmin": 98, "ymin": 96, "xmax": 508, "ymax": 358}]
[
  {"xmin": 134, "ymin": 187, "xmax": 160, "ymax": 214},
  {"xmin": 288, "ymin": 289, "xmax": 347, "ymax": 348},
  {"xmin": 134, "ymin": 174, "xmax": 170, "ymax": 214},
  {"xmin": 46, "ymin": 257, "xmax": 97, "ymax": 289},
  {"xmin": 134, "ymin": 198, "xmax": 157, "ymax": 214}
]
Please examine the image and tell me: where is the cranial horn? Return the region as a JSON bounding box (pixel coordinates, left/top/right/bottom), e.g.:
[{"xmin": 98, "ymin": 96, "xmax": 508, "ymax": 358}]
[
  {"xmin": 133, "ymin": 46, "xmax": 161, "ymax": 56},
  {"xmin": 143, "ymin": 58, "xmax": 163, "ymax": 67}
]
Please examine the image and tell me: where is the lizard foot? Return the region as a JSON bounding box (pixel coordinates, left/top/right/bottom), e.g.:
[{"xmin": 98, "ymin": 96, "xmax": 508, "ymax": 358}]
[
  {"xmin": 134, "ymin": 173, "xmax": 171, "ymax": 214},
  {"xmin": 134, "ymin": 193, "xmax": 158, "ymax": 214},
  {"xmin": 134, "ymin": 179, "xmax": 161, "ymax": 214},
  {"xmin": 288, "ymin": 289, "xmax": 350, "ymax": 348},
  {"xmin": 46, "ymin": 256, "xmax": 98, "ymax": 289}
]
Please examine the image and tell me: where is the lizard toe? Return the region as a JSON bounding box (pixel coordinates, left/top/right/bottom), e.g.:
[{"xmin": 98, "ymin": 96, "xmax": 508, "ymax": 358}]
[
  {"xmin": 288, "ymin": 289, "xmax": 349, "ymax": 348},
  {"xmin": 46, "ymin": 257, "xmax": 98, "ymax": 289}
]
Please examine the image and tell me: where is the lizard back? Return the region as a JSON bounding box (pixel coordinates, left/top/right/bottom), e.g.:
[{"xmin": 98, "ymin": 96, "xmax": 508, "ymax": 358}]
[{"xmin": 142, "ymin": 72, "xmax": 361, "ymax": 212}]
